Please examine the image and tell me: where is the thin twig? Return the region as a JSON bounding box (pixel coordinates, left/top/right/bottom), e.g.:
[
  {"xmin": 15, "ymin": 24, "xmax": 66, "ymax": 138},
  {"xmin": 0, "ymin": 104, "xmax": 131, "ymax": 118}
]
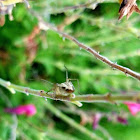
[
  {"xmin": 98, "ymin": 125, "xmax": 113, "ymax": 140},
  {"xmin": 36, "ymin": 0, "xmax": 118, "ymax": 14},
  {"xmin": 30, "ymin": 10, "xmax": 140, "ymax": 81},
  {"xmin": 50, "ymin": 1, "xmax": 97, "ymax": 14},
  {"xmin": 80, "ymin": 15, "xmax": 140, "ymax": 38},
  {"xmin": 45, "ymin": 101, "xmax": 103, "ymax": 140}
]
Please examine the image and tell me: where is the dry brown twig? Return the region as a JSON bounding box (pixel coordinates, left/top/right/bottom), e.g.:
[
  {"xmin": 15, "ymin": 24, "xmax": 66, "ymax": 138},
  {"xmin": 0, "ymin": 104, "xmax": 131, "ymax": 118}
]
[{"xmin": 119, "ymin": 0, "xmax": 140, "ymax": 20}]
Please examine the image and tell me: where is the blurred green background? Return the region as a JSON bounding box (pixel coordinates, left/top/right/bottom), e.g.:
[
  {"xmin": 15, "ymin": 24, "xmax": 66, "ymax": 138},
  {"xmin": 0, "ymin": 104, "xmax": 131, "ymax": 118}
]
[{"xmin": 0, "ymin": 0, "xmax": 140, "ymax": 140}]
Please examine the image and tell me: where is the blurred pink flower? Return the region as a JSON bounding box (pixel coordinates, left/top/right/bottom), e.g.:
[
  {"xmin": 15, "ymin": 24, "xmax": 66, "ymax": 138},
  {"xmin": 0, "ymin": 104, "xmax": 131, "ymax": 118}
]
[
  {"xmin": 117, "ymin": 116, "xmax": 128, "ymax": 125},
  {"xmin": 93, "ymin": 113, "xmax": 102, "ymax": 129},
  {"xmin": 124, "ymin": 102, "xmax": 140, "ymax": 116},
  {"xmin": 5, "ymin": 104, "xmax": 36, "ymax": 117}
]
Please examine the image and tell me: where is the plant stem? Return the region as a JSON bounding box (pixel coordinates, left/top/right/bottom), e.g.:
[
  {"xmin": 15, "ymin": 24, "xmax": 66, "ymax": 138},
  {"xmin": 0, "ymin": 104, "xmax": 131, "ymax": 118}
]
[
  {"xmin": 0, "ymin": 78, "xmax": 140, "ymax": 104},
  {"xmin": 0, "ymin": 78, "xmax": 103, "ymax": 139},
  {"xmin": 45, "ymin": 101, "xmax": 103, "ymax": 140},
  {"xmin": 29, "ymin": 10, "xmax": 140, "ymax": 81}
]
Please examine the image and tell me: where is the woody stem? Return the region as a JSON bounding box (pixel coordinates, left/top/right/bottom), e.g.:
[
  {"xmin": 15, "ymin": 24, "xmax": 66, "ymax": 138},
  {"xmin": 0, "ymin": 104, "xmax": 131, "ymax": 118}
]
[
  {"xmin": 29, "ymin": 10, "xmax": 140, "ymax": 81},
  {"xmin": 0, "ymin": 78, "xmax": 139, "ymax": 104}
]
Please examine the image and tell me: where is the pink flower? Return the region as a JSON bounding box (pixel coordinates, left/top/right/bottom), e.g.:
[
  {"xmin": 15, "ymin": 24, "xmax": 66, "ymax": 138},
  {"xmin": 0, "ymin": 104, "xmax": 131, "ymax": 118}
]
[
  {"xmin": 4, "ymin": 104, "xmax": 36, "ymax": 117},
  {"xmin": 117, "ymin": 116, "xmax": 128, "ymax": 125},
  {"xmin": 93, "ymin": 113, "xmax": 102, "ymax": 129},
  {"xmin": 124, "ymin": 102, "xmax": 140, "ymax": 116}
]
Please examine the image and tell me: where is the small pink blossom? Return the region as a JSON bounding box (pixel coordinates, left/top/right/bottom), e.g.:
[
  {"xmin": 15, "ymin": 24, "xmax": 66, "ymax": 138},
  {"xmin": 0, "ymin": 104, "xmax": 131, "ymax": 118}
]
[
  {"xmin": 5, "ymin": 104, "xmax": 36, "ymax": 117},
  {"xmin": 117, "ymin": 116, "xmax": 128, "ymax": 125},
  {"xmin": 93, "ymin": 113, "xmax": 102, "ymax": 129},
  {"xmin": 124, "ymin": 102, "xmax": 140, "ymax": 116}
]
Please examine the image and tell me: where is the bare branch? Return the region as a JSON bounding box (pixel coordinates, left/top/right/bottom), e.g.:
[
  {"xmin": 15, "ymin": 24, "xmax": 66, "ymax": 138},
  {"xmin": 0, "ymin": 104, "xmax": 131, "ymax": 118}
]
[
  {"xmin": 0, "ymin": 78, "xmax": 140, "ymax": 105},
  {"xmin": 30, "ymin": 10, "xmax": 140, "ymax": 81}
]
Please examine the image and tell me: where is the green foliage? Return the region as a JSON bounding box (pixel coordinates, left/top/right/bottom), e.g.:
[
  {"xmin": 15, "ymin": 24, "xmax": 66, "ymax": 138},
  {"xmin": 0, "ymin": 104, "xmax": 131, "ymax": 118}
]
[{"xmin": 0, "ymin": 0, "xmax": 140, "ymax": 140}]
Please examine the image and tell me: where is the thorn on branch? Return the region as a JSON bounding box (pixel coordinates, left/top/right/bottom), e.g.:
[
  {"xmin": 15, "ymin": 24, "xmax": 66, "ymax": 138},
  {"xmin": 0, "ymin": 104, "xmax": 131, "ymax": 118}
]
[
  {"xmin": 105, "ymin": 93, "xmax": 116, "ymax": 104},
  {"xmin": 124, "ymin": 69, "xmax": 128, "ymax": 76}
]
